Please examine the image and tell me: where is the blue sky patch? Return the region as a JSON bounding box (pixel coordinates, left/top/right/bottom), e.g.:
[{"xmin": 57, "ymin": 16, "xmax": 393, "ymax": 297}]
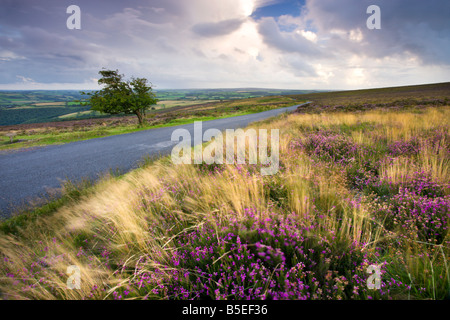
[{"xmin": 251, "ymin": 0, "xmax": 306, "ymax": 19}]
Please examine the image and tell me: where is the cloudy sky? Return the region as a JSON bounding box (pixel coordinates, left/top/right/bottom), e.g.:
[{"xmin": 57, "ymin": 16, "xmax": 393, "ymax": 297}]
[{"xmin": 0, "ymin": 0, "xmax": 449, "ymax": 90}]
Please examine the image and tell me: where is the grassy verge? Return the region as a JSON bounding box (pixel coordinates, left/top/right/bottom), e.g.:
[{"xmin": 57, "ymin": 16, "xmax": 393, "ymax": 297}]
[
  {"xmin": 0, "ymin": 101, "xmax": 448, "ymax": 300},
  {"xmin": 0, "ymin": 178, "xmax": 97, "ymax": 235},
  {"xmin": 0, "ymin": 154, "xmax": 163, "ymax": 235}
]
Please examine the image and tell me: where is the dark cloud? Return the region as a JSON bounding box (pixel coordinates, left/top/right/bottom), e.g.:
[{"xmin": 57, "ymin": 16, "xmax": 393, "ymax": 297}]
[
  {"xmin": 192, "ymin": 19, "xmax": 244, "ymax": 37},
  {"xmin": 281, "ymin": 56, "xmax": 317, "ymax": 77},
  {"xmin": 257, "ymin": 17, "xmax": 323, "ymax": 57},
  {"xmin": 0, "ymin": 0, "xmax": 185, "ymax": 85},
  {"xmin": 304, "ymin": 0, "xmax": 450, "ymax": 65}
]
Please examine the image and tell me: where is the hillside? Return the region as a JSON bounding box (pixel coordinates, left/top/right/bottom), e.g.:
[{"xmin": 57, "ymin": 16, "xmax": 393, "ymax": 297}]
[
  {"xmin": 0, "ymin": 83, "xmax": 448, "ymax": 300},
  {"xmin": 290, "ymin": 82, "xmax": 450, "ymax": 112}
]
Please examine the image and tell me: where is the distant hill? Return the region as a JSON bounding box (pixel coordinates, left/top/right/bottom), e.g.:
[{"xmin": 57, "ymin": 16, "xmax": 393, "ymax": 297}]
[{"xmin": 288, "ymin": 82, "xmax": 450, "ymax": 108}]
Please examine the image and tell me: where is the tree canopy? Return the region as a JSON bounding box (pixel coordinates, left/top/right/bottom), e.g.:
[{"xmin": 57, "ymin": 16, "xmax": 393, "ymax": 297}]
[{"xmin": 82, "ymin": 69, "xmax": 158, "ymax": 125}]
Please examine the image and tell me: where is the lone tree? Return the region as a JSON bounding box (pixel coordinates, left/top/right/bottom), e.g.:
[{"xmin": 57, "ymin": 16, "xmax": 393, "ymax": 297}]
[{"xmin": 81, "ymin": 69, "xmax": 158, "ymax": 125}]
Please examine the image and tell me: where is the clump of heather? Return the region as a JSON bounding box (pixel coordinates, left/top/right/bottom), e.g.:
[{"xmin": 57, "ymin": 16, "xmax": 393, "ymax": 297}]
[
  {"xmin": 420, "ymin": 127, "xmax": 450, "ymax": 153},
  {"xmin": 387, "ymin": 129, "xmax": 450, "ymax": 157},
  {"xmin": 388, "ymin": 138, "xmax": 420, "ymax": 157},
  {"xmin": 123, "ymin": 208, "xmax": 401, "ymax": 300},
  {"xmin": 387, "ymin": 189, "xmax": 449, "ymax": 244},
  {"xmin": 196, "ymin": 162, "xmax": 226, "ymax": 175},
  {"xmin": 371, "ymin": 180, "xmax": 449, "ymax": 244},
  {"xmin": 293, "ymin": 131, "xmax": 383, "ymax": 192},
  {"xmin": 297, "ymin": 131, "xmax": 362, "ymax": 165},
  {"xmin": 370, "ymin": 171, "xmax": 448, "ymax": 199},
  {"xmin": 346, "ymin": 161, "xmax": 380, "ymax": 191}
]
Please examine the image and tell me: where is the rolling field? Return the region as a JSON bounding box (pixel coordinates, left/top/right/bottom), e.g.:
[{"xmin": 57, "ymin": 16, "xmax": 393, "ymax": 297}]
[
  {"xmin": 0, "ymin": 91, "xmax": 88, "ymax": 125},
  {"xmin": 0, "ymin": 83, "xmax": 448, "ymax": 300}
]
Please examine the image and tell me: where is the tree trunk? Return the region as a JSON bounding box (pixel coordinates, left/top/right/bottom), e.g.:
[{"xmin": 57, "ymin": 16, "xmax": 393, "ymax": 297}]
[{"xmin": 135, "ymin": 110, "xmax": 144, "ymax": 126}]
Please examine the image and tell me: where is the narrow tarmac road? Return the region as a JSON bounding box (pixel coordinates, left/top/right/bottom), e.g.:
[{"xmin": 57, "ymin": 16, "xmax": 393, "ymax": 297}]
[{"xmin": 0, "ymin": 103, "xmax": 308, "ymax": 218}]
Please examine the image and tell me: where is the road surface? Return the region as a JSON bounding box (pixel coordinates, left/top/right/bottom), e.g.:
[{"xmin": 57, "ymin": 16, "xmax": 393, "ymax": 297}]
[{"xmin": 0, "ymin": 102, "xmax": 308, "ymax": 217}]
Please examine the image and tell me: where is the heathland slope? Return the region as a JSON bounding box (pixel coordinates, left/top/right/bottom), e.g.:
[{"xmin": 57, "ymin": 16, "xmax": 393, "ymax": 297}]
[{"xmin": 0, "ymin": 83, "xmax": 448, "ymax": 300}]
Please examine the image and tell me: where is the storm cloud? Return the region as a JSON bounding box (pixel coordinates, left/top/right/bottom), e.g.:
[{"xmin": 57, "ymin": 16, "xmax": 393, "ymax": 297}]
[{"xmin": 192, "ymin": 19, "xmax": 245, "ymax": 37}]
